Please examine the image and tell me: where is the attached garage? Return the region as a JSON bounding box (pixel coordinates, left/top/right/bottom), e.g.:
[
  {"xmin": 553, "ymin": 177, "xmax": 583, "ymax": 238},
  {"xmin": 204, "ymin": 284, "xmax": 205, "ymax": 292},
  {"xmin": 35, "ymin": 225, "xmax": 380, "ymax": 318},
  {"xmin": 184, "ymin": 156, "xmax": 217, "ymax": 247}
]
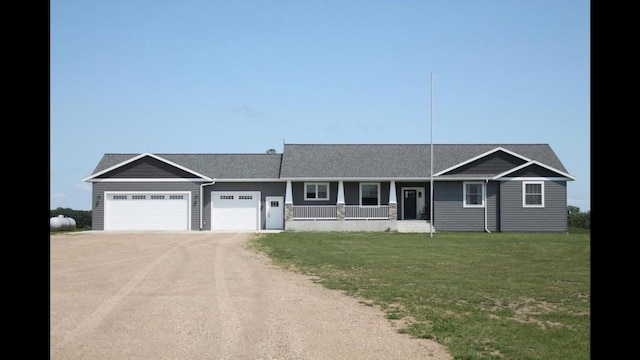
[
  {"xmin": 211, "ymin": 191, "xmax": 260, "ymax": 231},
  {"xmin": 105, "ymin": 192, "xmax": 190, "ymax": 231}
]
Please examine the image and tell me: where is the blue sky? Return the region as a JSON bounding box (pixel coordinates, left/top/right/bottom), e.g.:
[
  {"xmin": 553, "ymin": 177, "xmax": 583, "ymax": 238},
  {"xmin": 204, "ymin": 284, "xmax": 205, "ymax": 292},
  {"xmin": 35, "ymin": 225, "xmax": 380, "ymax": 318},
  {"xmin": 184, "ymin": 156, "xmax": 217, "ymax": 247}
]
[{"xmin": 50, "ymin": 0, "xmax": 590, "ymax": 212}]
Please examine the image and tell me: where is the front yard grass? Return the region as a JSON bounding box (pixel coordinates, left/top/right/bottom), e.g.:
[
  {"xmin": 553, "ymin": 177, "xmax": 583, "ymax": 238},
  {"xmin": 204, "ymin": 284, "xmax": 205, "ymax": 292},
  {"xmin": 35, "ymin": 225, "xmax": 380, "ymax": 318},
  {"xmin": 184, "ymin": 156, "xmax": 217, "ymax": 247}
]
[{"xmin": 248, "ymin": 231, "xmax": 590, "ymax": 360}]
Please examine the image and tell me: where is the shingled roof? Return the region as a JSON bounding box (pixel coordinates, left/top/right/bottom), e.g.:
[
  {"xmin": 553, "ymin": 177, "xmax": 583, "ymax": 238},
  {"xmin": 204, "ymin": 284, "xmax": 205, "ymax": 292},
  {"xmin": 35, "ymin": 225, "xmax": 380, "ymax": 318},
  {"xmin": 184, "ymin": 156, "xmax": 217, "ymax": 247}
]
[
  {"xmin": 90, "ymin": 153, "xmax": 282, "ymax": 179},
  {"xmin": 279, "ymin": 143, "xmax": 568, "ymax": 179},
  {"xmin": 87, "ymin": 143, "xmax": 571, "ymax": 181}
]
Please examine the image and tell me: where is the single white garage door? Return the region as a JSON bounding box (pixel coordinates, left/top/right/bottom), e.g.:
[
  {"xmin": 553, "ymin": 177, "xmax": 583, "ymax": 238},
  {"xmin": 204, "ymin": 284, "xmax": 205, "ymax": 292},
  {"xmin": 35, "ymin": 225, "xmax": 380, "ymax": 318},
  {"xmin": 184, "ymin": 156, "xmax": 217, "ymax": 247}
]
[
  {"xmin": 211, "ymin": 191, "xmax": 260, "ymax": 230},
  {"xmin": 105, "ymin": 192, "xmax": 190, "ymax": 231}
]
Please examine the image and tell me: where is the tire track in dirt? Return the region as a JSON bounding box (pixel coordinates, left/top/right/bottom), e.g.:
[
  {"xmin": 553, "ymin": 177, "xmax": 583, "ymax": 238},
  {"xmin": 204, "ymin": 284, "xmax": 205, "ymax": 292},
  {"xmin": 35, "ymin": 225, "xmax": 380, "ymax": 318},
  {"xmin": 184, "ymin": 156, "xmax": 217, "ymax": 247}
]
[
  {"xmin": 51, "ymin": 232, "xmax": 452, "ymax": 359},
  {"xmin": 51, "ymin": 233, "xmax": 213, "ymax": 354},
  {"xmin": 207, "ymin": 232, "xmax": 298, "ymax": 358},
  {"xmin": 210, "ymin": 233, "xmax": 244, "ymax": 357}
]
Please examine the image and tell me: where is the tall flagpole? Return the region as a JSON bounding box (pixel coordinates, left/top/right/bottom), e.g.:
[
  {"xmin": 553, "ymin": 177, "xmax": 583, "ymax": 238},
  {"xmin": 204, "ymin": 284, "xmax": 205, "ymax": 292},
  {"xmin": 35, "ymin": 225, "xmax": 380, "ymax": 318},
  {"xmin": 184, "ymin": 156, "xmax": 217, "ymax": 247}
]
[{"xmin": 429, "ymin": 72, "xmax": 434, "ymax": 237}]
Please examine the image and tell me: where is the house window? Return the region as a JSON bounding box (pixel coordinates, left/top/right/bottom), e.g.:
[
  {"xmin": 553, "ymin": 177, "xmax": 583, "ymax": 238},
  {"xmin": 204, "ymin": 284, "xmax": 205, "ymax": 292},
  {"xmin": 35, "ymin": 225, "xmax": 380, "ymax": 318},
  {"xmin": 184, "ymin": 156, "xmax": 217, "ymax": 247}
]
[
  {"xmin": 523, "ymin": 181, "xmax": 544, "ymax": 207},
  {"xmin": 305, "ymin": 183, "xmax": 329, "ymax": 200},
  {"xmin": 463, "ymin": 182, "xmax": 484, "ymax": 207},
  {"xmin": 360, "ymin": 183, "xmax": 380, "ymax": 206}
]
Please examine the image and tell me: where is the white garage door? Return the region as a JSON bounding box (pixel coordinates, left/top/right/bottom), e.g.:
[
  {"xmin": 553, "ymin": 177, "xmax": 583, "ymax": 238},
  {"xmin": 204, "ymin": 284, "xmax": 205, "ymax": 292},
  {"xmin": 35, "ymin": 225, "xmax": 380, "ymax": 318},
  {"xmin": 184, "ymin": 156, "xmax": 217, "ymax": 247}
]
[
  {"xmin": 105, "ymin": 192, "xmax": 190, "ymax": 231},
  {"xmin": 211, "ymin": 191, "xmax": 260, "ymax": 231}
]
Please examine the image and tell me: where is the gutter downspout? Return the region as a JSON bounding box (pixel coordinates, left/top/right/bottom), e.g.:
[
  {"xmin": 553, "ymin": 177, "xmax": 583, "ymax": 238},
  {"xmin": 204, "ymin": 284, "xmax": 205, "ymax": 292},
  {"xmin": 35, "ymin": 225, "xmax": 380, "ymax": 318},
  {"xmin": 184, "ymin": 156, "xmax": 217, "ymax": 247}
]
[
  {"xmin": 484, "ymin": 179, "xmax": 491, "ymax": 233},
  {"xmin": 200, "ymin": 179, "xmax": 216, "ymax": 230}
]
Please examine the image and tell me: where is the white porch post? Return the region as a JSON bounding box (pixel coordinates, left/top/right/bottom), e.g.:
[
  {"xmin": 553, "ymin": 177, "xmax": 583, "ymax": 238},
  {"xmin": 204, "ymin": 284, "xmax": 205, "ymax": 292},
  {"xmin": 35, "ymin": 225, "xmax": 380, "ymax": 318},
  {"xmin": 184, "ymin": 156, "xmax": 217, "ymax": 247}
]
[
  {"xmin": 285, "ymin": 180, "xmax": 293, "ymax": 204},
  {"xmin": 389, "ymin": 180, "xmax": 397, "ymax": 220},
  {"xmin": 284, "ymin": 180, "xmax": 293, "ymax": 222},
  {"xmin": 389, "ymin": 180, "xmax": 397, "ymax": 204},
  {"xmin": 337, "ymin": 180, "xmax": 345, "ymax": 220}
]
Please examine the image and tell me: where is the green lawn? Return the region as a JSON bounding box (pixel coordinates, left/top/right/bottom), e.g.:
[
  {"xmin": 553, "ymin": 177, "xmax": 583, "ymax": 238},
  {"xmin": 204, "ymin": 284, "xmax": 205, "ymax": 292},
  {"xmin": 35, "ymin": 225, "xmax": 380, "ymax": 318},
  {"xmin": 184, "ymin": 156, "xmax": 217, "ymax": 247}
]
[{"xmin": 248, "ymin": 230, "xmax": 590, "ymax": 360}]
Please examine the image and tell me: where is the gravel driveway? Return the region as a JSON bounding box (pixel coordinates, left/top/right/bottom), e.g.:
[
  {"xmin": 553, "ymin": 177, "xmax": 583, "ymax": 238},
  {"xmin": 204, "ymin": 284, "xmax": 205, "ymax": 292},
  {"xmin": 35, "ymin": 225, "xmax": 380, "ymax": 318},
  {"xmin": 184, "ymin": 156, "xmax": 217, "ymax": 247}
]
[{"xmin": 50, "ymin": 232, "xmax": 452, "ymax": 359}]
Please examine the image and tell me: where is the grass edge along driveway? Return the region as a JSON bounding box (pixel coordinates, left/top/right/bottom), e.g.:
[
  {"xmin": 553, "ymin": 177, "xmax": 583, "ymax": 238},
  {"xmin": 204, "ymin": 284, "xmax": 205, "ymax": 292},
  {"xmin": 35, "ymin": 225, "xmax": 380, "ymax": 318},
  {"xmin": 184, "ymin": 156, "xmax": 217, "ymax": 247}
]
[{"xmin": 248, "ymin": 231, "xmax": 590, "ymax": 360}]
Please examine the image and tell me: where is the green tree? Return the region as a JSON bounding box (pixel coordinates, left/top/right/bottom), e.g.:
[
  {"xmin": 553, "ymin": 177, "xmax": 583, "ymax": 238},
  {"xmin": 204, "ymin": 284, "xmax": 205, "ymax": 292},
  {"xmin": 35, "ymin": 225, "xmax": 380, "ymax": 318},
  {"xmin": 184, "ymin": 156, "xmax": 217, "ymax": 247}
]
[{"xmin": 567, "ymin": 206, "xmax": 590, "ymax": 229}]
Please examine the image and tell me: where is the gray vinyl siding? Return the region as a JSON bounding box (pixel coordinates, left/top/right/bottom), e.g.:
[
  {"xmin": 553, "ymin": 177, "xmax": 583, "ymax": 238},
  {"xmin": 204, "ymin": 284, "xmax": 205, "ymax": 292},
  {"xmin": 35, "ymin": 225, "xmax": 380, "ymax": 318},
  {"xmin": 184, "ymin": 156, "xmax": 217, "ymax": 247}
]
[
  {"xmin": 432, "ymin": 182, "xmax": 481, "ymax": 231},
  {"xmin": 433, "ymin": 181, "xmax": 494, "ymax": 232},
  {"xmin": 201, "ymin": 182, "xmax": 286, "ymax": 230},
  {"xmin": 91, "ymin": 181, "xmax": 201, "ymax": 231},
  {"xmin": 344, "ymin": 182, "xmax": 360, "ymax": 204},
  {"xmin": 499, "ymin": 180, "xmax": 568, "ymax": 232},
  {"xmin": 432, "ymin": 180, "xmax": 566, "ymax": 233}
]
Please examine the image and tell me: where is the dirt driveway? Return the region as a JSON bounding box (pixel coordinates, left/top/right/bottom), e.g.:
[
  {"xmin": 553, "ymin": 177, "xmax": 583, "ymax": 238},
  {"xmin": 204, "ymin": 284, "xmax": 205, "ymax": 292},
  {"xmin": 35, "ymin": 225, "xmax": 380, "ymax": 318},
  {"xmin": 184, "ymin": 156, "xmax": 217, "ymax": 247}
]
[{"xmin": 50, "ymin": 232, "xmax": 452, "ymax": 359}]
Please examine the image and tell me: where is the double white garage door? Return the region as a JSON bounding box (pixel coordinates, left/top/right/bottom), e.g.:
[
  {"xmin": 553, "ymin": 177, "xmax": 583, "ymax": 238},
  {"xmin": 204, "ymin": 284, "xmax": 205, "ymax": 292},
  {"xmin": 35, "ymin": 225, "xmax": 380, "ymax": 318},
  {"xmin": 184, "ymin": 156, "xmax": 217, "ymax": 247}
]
[
  {"xmin": 104, "ymin": 191, "xmax": 269, "ymax": 231},
  {"xmin": 105, "ymin": 192, "xmax": 190, "ymax": 231}
]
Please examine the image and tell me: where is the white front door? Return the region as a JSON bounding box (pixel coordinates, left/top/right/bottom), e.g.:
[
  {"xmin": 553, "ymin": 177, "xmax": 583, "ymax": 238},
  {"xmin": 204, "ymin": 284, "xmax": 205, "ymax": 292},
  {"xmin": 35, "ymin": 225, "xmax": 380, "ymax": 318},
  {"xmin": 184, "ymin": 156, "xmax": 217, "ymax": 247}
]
[{"xmin": 265, "ymin": 196, "xmax": 284, "ymax": 229}]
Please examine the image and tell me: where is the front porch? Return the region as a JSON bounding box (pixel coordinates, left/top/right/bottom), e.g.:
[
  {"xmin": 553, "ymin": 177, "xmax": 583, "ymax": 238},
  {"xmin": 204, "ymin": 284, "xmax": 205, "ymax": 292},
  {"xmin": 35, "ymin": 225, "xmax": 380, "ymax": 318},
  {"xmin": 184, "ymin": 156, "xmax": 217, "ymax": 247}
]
[
  {"xmin": 285, "ymin": 204, "xmax": 434, "ymax": 233},
  {"xmin": 285, "ymin": 212, "xmax": 433, "ymax": 233},
  {"xmin": 291, "ymin": 205, "xmax": 390, "ymax": 220},
  {"xmin": 283, "ymin": 180, "xmax": 434, "ymax": 232}
]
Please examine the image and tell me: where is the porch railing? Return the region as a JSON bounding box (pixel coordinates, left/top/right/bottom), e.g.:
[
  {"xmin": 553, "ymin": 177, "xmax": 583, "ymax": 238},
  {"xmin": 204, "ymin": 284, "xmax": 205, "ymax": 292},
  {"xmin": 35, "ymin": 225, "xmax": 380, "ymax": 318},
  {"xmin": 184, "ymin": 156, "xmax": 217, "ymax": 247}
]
[
  {"xmin": 292, "ymin": 205, "xmax": 389, "ymax": 220},
  {"xmin": 292, "ymin": 205, "xmax": 337, "ymax": 220},
  {"xmin": 345, "ymin": 205, "xmax": 389, "ymax": 219}
]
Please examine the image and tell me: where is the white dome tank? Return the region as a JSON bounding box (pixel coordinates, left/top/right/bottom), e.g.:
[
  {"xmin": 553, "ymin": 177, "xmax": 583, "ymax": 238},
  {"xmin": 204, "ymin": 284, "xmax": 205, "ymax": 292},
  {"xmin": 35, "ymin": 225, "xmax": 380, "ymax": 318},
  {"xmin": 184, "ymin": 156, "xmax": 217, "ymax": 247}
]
[{"xmin": 50, "ymin": 215, "xmax": 76, "ymax": 231}]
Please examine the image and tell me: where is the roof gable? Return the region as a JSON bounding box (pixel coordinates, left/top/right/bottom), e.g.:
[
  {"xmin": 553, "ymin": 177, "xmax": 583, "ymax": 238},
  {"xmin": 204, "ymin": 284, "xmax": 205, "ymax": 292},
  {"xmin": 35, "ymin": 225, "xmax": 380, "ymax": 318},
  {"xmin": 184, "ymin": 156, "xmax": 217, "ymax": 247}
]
[
  {"xmin": 434, "ymin": 146, "xmax": 574, "ymax": 180},
  {"xmin": 84, "ymin": 153, "xmax": 211, "ymax": 181},
  {"xmin": 436, "ymin": 147, "xmax": 528, "ymax": 177},
  {"xmin": 85, "ymin": 152, "xmax": 282, "ymax": 181},
  {"xmin": 96, "ymin": 155, "xmax": 204, "ymax": 179},
  {"xmin": 494, "ymin": 161, "xmax": 576, "ymax": 180},
  {"xmin": 433, "ymin": 144, "xmax": 569, "ymax": 174}
]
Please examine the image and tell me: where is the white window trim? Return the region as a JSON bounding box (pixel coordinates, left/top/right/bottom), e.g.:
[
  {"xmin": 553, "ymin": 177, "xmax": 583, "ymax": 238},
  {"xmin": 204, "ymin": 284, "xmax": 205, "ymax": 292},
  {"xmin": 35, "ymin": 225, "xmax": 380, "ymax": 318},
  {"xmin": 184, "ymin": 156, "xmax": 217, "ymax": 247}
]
[
  {"xmin": 360, "ymin": 182, "xmax": 381, "ymax": 206},
  {"xmin": 523, "ymin": 181, "xmax": 545, "ymax": 208},
  {"xmin": 463, "ymin": 181, "xmax": 485, "ymax": 208},
  {"xmin": 304, "ymin": 182, "xmax": 330, "ymax": 201}
]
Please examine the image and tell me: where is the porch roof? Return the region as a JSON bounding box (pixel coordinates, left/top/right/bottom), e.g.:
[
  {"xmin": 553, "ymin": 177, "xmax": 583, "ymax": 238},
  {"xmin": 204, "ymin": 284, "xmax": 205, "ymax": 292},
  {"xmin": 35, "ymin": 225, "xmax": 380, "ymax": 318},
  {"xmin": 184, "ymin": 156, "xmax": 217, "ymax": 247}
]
[{"xmin": 281, "ymin": 144, "xmax": 429, "ymax": 178}]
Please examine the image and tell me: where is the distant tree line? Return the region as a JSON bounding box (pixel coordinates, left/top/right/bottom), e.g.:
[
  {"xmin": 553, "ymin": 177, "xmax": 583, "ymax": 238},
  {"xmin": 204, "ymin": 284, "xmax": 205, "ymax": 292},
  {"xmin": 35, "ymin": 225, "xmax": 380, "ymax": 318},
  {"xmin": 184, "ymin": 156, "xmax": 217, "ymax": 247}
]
[
  {"xmin": 567, "ymin": 206, "xmax": 590, "ymax": 229},
  {"xmin": 50, "ymin": 208, "xmax": 92, "ymax": 230}
]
